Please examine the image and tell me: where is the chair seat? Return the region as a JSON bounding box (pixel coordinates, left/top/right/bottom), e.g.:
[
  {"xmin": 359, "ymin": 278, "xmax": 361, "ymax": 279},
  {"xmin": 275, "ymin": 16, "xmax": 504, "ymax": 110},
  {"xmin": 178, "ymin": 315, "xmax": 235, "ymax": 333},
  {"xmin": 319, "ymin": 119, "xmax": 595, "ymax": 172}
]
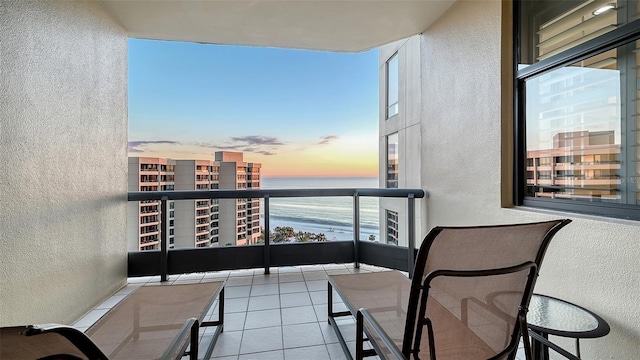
[
  {"xmin": 86, "ymin": 282, "xmax": 223, "ymax": 360},
  {"xmin": 1, "ymin": 281, "xmax": 225, "ymax": 360},
  {"xmin": 1, "ymin": 326, "xmax": 88, "ymax": 359},
  {"xmin": 329, "ymin": 271, "xmax": 497, "ymax": 359}
]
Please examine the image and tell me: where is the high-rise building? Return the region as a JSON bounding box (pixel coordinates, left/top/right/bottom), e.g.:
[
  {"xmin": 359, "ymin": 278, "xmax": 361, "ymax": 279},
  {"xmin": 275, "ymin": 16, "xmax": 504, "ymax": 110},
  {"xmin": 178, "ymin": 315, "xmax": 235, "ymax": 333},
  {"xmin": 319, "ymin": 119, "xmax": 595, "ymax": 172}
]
[
  {"xmin": 128, "ymin": 152, "xmax": 261, "ymax": 250},
  {"xmin": 174, "ymin": 159, "xmax": 220, "ymax": 248},
  {"xmin": 215, "ymin": 151, "xmax": 262, "ymax": 246},
  {"xmin": 127, "ymin": 157, "xmax": 176, "ymax": 251},
  {"xmin": 378, "ymin": 37, "xmax": 426, "ymax": 247}
]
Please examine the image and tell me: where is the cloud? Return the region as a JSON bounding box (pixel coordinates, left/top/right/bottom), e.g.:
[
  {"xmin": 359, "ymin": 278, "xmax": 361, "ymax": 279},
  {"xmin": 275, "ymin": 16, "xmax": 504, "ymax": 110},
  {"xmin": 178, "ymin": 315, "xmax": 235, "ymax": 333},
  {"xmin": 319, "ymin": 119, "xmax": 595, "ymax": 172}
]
[
  {"xmin": 128, "ymin": 136, "xmax": 283, "ymax": 157},
  {"xmin": 231, "ymin": 136, "xmax": 285, "ymax": 146},
  {"xmin": 213, "ymin": 144, "xmax": 245, "ymax": 150},
  {"xmin": 318, "ymin": 135, "xmax": 339, "ymax": 145},
  {"xmin": 128, "ymin": 140, "xmax": 179, "ymax": 153},
  {"xmin": 256, "ymin": 151, "xmax": 275, "ymax": 156}
]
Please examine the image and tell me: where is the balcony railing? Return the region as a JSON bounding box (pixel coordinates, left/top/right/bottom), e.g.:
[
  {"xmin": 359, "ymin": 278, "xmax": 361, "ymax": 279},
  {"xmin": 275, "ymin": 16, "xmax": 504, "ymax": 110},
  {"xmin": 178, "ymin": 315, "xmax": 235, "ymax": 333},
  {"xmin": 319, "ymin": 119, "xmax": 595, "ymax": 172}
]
[{"xmin": 128, "ymin": 188, "xmax": 427, "ymax": 281}]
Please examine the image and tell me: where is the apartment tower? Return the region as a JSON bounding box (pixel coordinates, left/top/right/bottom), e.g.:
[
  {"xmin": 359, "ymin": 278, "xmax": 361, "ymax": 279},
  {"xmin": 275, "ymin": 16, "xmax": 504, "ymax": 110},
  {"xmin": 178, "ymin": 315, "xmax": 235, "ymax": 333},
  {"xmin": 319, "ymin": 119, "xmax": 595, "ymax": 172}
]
[
  {"xmin": 128, "ymin": 152, "xmax": 261, "ymax": 250},
  {"xmin": 174, "ymin": 160, "xmax": 220, "ymax": 248},
  {"xmin": 127, "ymin": 157, "xmax": 176, "ymax": 251},
  {"xmin": 215, "ymin": 151, "xmax": 262, "ymax": 246}
]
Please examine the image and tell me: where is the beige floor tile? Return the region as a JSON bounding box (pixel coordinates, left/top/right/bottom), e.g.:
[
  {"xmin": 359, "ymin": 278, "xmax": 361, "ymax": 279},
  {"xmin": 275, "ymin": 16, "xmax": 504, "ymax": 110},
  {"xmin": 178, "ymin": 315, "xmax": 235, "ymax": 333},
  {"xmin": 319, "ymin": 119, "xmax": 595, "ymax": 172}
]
[
  {"xmin": 245, "ymin": 309, "xmax": 282, "ymax": 329},
  {"xmin": 282, "ymin": 323, "xmax": 325, "ymax": 349},
  {"xmin": 281, "ymin": 305, "xmax": 318, "ymax": 325},
  {"xmin": 280, "ymin": 292, "xmax": 312, "ymax": 308},
  {"xmin": 284, "ymin": 345, "xmax": 330, "ymax": 360},
  {"xmin": 248, "ymin": 295, "xmax": 281, "ymax": 311},
  {"xmin": 240, "ymin": 326, "xmax": 283, "ymax": 354}
]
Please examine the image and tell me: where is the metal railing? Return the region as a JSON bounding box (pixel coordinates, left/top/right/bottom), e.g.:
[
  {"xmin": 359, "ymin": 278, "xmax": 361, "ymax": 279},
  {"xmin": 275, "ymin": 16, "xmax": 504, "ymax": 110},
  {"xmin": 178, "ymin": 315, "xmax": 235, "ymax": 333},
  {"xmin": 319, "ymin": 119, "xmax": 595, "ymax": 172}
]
[{"xmin": 128, "ymin": 188, "xmax": 427, "ymax": 281}]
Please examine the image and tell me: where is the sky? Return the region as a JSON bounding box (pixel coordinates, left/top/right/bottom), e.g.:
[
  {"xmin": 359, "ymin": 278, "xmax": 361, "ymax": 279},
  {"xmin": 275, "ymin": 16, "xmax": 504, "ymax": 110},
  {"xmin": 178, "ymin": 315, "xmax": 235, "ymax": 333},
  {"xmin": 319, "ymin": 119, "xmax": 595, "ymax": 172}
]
[{"xmin": 128, "ymin": 39, "xmax": 379, "ymax": 178}]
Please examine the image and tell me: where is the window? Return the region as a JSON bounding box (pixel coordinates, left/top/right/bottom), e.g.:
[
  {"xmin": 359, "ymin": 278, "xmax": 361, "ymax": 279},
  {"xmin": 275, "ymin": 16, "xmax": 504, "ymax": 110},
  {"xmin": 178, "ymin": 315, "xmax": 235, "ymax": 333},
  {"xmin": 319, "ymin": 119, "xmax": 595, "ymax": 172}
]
[
  {"xmin": 515, "ymin": 0, "xmax": 640, "ymax": 220},
  {"xmin": 386, "ymin": 210, "xmax": 399, "ymax": 245},
  {"xmin": 386, "ymin": 133, "xmax": 399, "ymax": 188},
  {"xmin": 386, "ymin": 53, "xmax": 399, "ymax": 118}
]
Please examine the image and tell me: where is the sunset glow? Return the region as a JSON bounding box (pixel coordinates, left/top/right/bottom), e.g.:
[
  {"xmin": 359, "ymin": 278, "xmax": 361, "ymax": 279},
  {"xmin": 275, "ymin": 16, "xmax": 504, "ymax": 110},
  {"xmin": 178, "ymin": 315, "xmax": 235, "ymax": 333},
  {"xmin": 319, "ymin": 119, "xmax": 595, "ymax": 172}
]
[{"xmin": 128, "ymin": 40, "xmax": 379, "ymax": 177}]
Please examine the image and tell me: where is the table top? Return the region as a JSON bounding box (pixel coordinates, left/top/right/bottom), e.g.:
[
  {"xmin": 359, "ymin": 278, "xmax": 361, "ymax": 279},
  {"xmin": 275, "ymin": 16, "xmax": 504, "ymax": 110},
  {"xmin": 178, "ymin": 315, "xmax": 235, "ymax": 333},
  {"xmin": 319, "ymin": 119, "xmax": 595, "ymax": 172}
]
[{"xmin": 527, "ymin": 294, "xmax": 610, "ymax": 338}]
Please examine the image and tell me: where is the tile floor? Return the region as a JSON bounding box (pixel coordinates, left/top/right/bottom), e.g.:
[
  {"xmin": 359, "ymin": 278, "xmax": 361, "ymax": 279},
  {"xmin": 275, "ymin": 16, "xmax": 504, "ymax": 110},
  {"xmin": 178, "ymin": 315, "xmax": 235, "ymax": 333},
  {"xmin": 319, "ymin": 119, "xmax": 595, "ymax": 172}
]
[{"xmin": 73, "ymin": 263, "xmax": 526, "ymax": 360}]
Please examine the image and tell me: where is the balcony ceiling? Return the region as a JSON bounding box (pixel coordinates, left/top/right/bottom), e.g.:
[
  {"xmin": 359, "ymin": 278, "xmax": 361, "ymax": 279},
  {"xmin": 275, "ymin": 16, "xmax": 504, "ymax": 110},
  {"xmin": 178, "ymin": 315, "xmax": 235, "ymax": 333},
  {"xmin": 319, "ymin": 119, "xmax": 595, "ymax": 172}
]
[{"xmin": 96, "ymin": 0, "xmax": 455, "ymax": 52}]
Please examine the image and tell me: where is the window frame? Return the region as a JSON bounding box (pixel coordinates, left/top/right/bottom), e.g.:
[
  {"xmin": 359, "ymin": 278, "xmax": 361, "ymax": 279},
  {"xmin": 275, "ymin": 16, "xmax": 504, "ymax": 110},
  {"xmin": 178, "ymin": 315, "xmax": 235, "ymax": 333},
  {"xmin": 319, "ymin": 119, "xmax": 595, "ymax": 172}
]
[
  {"xmin": 386, "ymin": 53, "xmax": 399, "ymax": 119},
  {"xmin": 513, "ymin": 1, "xmax": 640, "ymax": 221},
  {"xmin": 386, "ymin": 132, "xmax": 399, "ymax": 189}
]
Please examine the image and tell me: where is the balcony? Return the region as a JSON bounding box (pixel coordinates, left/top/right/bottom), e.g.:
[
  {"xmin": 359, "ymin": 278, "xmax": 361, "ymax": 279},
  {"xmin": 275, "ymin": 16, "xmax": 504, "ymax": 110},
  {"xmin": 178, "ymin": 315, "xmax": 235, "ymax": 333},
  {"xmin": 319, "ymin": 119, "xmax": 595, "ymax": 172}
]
[
  {"xmin": 120, "ymin": 188, "xmax": 426, "ymax": 359},
  {"xmin": 4, "ymin": 2, "xmax": 639, "ymax": 360}
]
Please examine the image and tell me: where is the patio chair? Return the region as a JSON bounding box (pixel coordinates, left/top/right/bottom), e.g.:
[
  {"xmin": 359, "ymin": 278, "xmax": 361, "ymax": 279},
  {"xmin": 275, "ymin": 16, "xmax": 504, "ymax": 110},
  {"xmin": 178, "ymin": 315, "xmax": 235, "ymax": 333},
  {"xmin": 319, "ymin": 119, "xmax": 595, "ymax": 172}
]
[
  {"xmin": 0, "ymin": 281, "xmax": 225, "ymax": 360},
  {"xmin": 328, "ymin": 219, "xmax": 571, "ymax": 360}
]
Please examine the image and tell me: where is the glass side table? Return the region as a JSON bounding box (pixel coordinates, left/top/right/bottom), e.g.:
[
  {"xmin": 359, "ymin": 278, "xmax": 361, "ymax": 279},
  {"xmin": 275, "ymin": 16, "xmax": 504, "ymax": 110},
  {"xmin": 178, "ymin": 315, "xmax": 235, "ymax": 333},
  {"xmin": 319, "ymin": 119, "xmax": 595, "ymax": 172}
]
[{"xmin": 527, "ymin": 294, "xmax": 610, "ymax": 360}]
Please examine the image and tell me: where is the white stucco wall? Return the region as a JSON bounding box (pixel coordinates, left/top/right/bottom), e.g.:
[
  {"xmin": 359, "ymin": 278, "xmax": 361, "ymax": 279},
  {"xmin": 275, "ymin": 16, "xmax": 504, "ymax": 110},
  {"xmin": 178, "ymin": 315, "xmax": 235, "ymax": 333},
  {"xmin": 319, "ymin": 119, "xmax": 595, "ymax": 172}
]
[
  {"xmin": 0, "ymin": 0, "xmax": 128, "ymax": 325},
  {"xmin": 379, "ymin": 36, "xmax": 427, "ymax": 246},
  {"xmin": 420, "ymin": 1, "xmax": 640, "ymax": 358}
]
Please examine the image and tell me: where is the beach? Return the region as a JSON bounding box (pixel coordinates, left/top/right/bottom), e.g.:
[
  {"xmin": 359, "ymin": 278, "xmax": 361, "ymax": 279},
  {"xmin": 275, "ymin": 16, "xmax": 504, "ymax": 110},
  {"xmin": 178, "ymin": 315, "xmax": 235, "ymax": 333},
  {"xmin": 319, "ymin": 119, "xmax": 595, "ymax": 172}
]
[{"xmin": 261, "ymin": 177, "xmax": 381, "ymax": 242}]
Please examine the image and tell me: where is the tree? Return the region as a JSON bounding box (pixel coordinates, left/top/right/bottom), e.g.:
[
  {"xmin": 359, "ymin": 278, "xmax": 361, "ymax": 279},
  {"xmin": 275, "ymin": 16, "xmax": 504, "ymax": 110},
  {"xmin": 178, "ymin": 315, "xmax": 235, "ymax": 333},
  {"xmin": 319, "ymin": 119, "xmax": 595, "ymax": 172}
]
[{"xmin": 274, "ymin": 226, "xmax": 295, "ymax": 238}]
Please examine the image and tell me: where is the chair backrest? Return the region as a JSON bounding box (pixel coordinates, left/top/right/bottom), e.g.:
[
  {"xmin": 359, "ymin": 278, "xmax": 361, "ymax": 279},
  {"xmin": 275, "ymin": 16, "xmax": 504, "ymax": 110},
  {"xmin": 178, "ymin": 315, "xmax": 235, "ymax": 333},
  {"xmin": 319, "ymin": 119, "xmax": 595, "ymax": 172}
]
[{"xmin": 403, "ymin": 219, "xmax": 571, "ymax": 359}]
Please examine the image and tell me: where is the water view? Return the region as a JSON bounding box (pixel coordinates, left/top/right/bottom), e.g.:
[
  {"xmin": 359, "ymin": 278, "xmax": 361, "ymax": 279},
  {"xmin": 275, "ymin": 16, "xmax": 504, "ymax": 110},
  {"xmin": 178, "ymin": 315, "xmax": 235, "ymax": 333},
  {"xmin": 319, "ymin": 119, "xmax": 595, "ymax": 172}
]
[{"xmin": 262, "ymin": 177, "xmax": 380, "ymax": 241}]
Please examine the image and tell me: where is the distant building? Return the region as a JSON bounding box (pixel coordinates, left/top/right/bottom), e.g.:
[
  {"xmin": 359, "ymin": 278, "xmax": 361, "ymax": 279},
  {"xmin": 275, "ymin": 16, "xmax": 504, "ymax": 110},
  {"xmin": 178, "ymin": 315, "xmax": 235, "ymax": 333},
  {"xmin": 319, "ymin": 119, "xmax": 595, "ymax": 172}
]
[
  {"xmin": 215, "ymin": 151, "xmax": 262, "ymax": 246},
  {"xmin": 127, "ymin": 157, "xmax": 176, "ymax": 251},
  {"xmin": 174, "ymin": 159, "xmax": 219, "ymax": 248},
  {"xmin": 127, "ymin": 152, "xmax": 261, "ymax": 250}
]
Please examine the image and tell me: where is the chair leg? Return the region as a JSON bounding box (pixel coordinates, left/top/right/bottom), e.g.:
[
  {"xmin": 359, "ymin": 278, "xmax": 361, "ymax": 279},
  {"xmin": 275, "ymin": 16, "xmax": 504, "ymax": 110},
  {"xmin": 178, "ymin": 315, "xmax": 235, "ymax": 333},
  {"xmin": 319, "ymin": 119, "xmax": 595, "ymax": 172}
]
[
  {"xmin": 519, "ymin": 313, "xmax": 533, "ymax": 360},
  {"xmin": 190, "ymin": 320, "xmax": 199, "ymax": 360},
  {"xmin": 356, "ymin": 311, "xmax": 364, "ymax": 360},
  {"xmin": 328, "ymin": 282, "xmax": 333, "ymax": 324}
]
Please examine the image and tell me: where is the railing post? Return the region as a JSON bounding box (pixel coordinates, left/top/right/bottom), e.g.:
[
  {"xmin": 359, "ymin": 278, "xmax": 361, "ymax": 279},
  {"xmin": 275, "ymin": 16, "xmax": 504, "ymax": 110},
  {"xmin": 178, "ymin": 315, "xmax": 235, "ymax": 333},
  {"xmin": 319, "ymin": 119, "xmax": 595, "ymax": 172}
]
[
  {"xmin": 160, "ymin": 196, "xmax": 169, "ymax": 282},
  {"xmin": 263, "ymin": 195, "xmax": 270, "ymax": 275},
  {"xmin": 407, "ymin": 194, "xmax": 415, "ymax": 279},
  {"xmin": 353, "ymin": 191, "xmax": 360, "ymax": 269}
]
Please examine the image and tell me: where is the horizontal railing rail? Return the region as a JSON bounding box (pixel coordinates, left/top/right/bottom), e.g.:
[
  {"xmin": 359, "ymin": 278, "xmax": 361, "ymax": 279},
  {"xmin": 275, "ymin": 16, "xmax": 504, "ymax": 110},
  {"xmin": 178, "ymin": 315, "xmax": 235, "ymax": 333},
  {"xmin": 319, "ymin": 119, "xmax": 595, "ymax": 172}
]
[
  {"xmin": 127, "ymin": 188, "xmax": 427, "ymax": 281},
  {"xmin": 128, "ymin": 188, "xmax": 425, "ymax": 201}
]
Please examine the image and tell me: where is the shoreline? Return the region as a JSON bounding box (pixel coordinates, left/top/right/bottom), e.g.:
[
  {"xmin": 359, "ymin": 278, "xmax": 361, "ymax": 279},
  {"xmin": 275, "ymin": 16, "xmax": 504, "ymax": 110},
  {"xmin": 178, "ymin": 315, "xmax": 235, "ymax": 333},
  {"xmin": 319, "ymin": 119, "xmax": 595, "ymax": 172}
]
[{"xmin": 266, "ymin": 217, "xmax": 380, "ymax": 242}]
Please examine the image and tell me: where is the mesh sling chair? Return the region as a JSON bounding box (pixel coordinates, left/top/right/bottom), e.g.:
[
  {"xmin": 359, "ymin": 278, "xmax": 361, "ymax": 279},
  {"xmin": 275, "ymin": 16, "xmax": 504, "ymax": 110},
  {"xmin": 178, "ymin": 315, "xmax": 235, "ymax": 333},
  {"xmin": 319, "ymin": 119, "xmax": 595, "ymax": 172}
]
[
  {"xmin": 328, "ymin": 219, "xmax": 571, "ymax": 360},
  {"xmin": 0, "ymin": 281, "xmax": 225, "ymax": 360}
]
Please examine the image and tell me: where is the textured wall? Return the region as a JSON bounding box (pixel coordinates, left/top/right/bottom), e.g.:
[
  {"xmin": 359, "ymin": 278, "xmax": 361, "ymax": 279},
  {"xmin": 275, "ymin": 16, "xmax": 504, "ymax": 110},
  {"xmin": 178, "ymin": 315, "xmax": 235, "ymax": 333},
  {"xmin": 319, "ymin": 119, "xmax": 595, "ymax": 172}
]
[
  {"xmin": 420, "ymin": 0, "xmax": 640, "ymax": 358},
  {"xmin": 378, "ymin": 37, "xmax": 427, "ymax": 246},
  {"xmin": 0, "ymin": 0, "xmax": 128, "ymax": 325}
]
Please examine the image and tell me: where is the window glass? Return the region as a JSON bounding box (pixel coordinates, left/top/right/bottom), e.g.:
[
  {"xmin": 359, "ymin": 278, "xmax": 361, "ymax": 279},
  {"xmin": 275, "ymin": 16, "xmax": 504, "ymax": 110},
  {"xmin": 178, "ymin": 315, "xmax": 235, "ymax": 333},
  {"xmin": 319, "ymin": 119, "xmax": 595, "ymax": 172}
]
[
  {"xmin": 386, "ymin": 54, "xmax": 399, "ymax": 118},
  {"xmin": 386, "ymin": 133, "xmax": 399, "ymax": 188},
  {"xmin": 524, "ymin": 36, "xmax": 638, "ymax": 205}
]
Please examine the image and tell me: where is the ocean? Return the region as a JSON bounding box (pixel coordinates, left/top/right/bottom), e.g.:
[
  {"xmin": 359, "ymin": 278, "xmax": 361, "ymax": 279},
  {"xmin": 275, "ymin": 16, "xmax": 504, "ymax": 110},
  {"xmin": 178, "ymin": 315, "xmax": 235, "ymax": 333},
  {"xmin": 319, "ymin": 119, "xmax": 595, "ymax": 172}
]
[{"xmin": 261, "ymin": 177, "xmax": 380, "ymax": 241}]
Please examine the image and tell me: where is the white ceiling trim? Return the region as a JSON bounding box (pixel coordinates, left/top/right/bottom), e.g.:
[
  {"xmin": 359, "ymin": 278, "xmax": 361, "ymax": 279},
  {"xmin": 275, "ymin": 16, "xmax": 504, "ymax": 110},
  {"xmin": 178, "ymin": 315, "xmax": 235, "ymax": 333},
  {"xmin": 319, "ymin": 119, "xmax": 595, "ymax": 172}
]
[{"xmin": 97, "ymin": 0, "xmax": 455, "ymax": 52}]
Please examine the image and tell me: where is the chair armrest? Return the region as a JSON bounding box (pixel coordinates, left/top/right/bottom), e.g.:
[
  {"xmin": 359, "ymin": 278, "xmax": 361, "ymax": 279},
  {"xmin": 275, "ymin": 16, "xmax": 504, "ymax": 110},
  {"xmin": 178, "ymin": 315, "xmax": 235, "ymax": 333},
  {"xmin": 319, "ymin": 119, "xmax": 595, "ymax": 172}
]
[
  {"xmin": 357, "ymin": 309, "xmax": 406, "ymax": 360},
  {"xmin": 25, "ymin": 324, "xmax": 109, "ymax": 360}
]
